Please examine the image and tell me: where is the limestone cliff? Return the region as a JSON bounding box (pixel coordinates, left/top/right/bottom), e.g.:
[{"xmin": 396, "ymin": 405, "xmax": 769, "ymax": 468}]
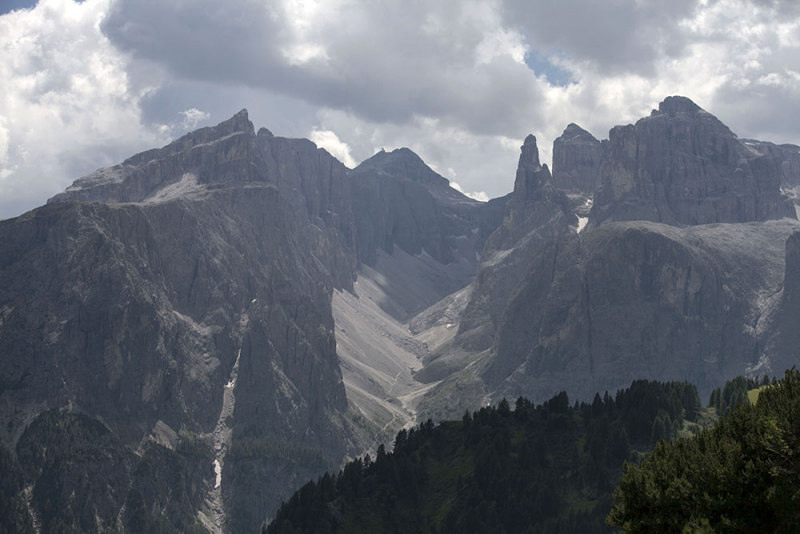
[
  {"xmin": 485, "ymin": 219, "xmax": 799, "ymax": 404},
  {"xmin": 590, "ymin": 96, "xmax": 795, "ymax": 227},
  {"xmin": 4, "ymin": 110, "xmax": 360, "ymax": 532},
  {"xmin": 349, "ymin": 148, "xmax": 496, "ymax": 267}
]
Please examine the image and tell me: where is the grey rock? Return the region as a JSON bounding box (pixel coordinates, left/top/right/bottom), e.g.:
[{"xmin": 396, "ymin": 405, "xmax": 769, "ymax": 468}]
[
  {"xmin": 552, "ymin": 123, "xmax": 606, "ymax": 194},
  {"xmin": 349, "ymin": 148, "xmax": 498, "ymax": 266},
  {"xmin": 590, "ymin": 96, "xmax": 796, "ymax": 227},
  {"xmin": 485, "ymin": 219, "xmax": 799, "ymax": 404},
  {"xmin": 740, "ymin": 139, "xmax": 800, "ymax": 189},
  {"xmin": 455, "ymin": 135, "xmax": 576, "ymax": 351},
  {"xmin": 3, "ymin": 111, "xmax": 362, "ymax": 531}
]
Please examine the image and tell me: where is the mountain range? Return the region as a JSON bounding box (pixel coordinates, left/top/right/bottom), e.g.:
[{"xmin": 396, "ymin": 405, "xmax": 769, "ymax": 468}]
[{"xmin": 1, "ymin": 95, "xmax": 798, "ymax": 532}]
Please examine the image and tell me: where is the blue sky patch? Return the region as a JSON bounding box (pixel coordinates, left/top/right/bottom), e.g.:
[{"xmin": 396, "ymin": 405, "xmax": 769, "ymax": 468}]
[
  {"xmin": 1, "ymin": 0, "xmax": 37, "ymax": 15},
  {"xmin": 524, "ymin": 51, "xmax": 574, "ymax": 87}
]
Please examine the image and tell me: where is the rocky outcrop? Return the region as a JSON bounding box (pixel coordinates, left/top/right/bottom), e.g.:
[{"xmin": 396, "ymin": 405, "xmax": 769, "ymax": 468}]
[
  {"xmin": 590, "ymin": 96, "xmax": 796, "ymax": 227},
  {"xmin": 454, "ymin": 135, "xmax": 576, "ymax": 351},
  {"xmin": 485, "ymin": 219, "xmax": 799, "ymax": 404},
  {"xmin": 552, "ymin": 123, "xmax": 607, "ymax": 195},
  {"xmin": 9, "ymin": 410, "xmax": 212, "ymax": 533}
]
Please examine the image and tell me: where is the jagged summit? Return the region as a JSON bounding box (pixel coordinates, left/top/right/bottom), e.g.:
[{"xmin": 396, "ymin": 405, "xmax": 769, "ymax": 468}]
[
  {"xmin": 519, "ymin": 134, "xmax": 541, "ymax": 168},
  {"xmin": 48, "ymin": 109, "xmax": 263, "ymax": 205},
  {"xmin": 122, "ymin": 108, "xmax": 255, "ymax": 167},
  {"xmin": 562, "ymin": 123, "xmax": 593, "ymax": 137},
  {"xmin": 590, "ymin": 94, "xmax": 795, "ymax": 227}
]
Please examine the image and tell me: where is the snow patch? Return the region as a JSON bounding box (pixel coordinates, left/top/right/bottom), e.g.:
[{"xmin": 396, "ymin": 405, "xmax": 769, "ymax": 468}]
[
  {"xmin": 201, "ymin": 313, "xmax": 248, "ymax": 533},
  {"xmin": 24, "ymin": 484, "xmax": 42, "ymax": 534}
]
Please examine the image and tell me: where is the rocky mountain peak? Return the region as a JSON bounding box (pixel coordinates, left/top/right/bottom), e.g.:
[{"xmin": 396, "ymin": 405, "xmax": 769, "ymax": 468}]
[
  {"xmin": 654, "ymin": 95, "xmax": 703, "ymax": 116},
  {"xmin": 562, "ymin": 123, "xmax": 593, "ymax": 139},
  {"xmin": 455, "ymin": 133, "xmax": 576, "ymax": 351},
  {"xmin": 348, "ymin": 145, "xmax": 491, "ymax": 266},
  {"xmin": 121, "ymin": 108, "xmax": 255, "ymax": 167},
  {"xmin": 590, "ymin": 96, "xmax": 795, "ymax": 227},
  {"xmin": 355, "ymin": 147, "xmax": 450, "ymax": 188},
  {"xmin": 222, "ymin": 108, "xmax": 254, "ymax": 133}
]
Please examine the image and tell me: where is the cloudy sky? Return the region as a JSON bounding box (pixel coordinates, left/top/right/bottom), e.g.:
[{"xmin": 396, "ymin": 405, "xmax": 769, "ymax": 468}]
[{"xmin": 1, "ymin": 0, "xmax": 799, "ymax": 218}]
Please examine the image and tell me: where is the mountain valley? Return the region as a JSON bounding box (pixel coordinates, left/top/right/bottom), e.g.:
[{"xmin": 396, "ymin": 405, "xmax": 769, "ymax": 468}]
[{"xmin": 1, "ymin": 96, "xmax": 799, "ymax": 532}]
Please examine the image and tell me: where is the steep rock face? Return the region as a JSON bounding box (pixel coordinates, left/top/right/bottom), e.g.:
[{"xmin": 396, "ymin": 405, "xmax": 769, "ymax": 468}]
[
  {"xmin": 590, "ymin": 96, "xmax": 795, "ymax": 227},
  {"xmin": 485, "ymin": 219, "xmax": 799, "ymax": 403},
  {"xmin": 552, "ymin": 123, "xmax": 607, "ymax": 194},
  {"xmin": 740, "ymin": 139, "xmax": 800, "ymax": 189},
  {"xmin": 2, "ymin": 111, "xmax": 363, "ymax": 532},
  {"xmin": 9, "ymin": 410, "xmax": 212, "ymax": 533},
  {"xmin": 454, "ymin": 135, "xmax": 576, "ymax": 352},
  {"xmin": 765, "ymin": 231, "xmax": 800, "ymax": 377},
  {"xmin": 349, "ymin": 148, "xmax": 495, "ymax": 266}
]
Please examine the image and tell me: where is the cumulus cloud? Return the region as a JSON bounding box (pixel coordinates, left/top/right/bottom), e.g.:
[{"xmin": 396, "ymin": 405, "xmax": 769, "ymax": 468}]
[
  {"xmin": 179, "ymin": 108, "xmax": 210, "ymax": 130},
  {"xmin": 450, "ymin": 181, "xmax": 490, "ymax": 202},
  {"xmin": 0, "ymin": 0, "xmax": 171, "ymax": 218},
  {"xmin": 309, "ymin": 128, "xmax": 357, "ymax": 168}
]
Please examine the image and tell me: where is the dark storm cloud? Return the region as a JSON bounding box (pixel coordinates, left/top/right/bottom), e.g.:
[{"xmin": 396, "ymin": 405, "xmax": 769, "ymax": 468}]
[
  {"xmin": 502, "ymin": 0, "xmax": 700, "ymax": 75},
  {"xmin": 101, "ymin": 0, "xmax": 547, "ymax": 137}
]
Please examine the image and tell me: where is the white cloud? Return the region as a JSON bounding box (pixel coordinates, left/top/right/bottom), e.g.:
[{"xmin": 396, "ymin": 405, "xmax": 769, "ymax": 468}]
[
  {"xmin": 0, "ymin": 0, "xmax": 168, "ymax": 218},
  {"xmin": 309, "ymin": 128, "xmax": 356, "ymax": 168},
  {"xmin": 451, "ymin": 181, "xmax": 490, "ymax": 202},
  {"xmin": 180, "ymin": 108, "xmax": 210, "ymax": 129}
]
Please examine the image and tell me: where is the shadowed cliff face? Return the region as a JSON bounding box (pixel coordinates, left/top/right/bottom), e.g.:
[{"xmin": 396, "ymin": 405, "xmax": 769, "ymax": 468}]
[
  {"xmin": 590, "ymin": 96, "xmax": 796, "ymax": 227},
  {"xmin": 740, "ymin": 139, "xmax": 800, "ymax": 191},
  {"xmin": 2, "ymin": 110, "xmax": 362, "ymax": 532},
  {"xmin": 348, "ymin": 147, "xmax": 502, "ymax": 267},
  {"xmin": 485, "ymin": 219, "xmax": 799, "ymax": 404}
]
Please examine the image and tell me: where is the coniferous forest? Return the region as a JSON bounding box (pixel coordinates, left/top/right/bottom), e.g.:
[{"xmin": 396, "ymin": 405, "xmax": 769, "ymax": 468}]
[
  {"xmin": 265, "ymin": 380, "xmax": 702, "ymax": 534},
  {"xmin": 608, "ymin": 369, "xmax": 800, "ymax": 533}
]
